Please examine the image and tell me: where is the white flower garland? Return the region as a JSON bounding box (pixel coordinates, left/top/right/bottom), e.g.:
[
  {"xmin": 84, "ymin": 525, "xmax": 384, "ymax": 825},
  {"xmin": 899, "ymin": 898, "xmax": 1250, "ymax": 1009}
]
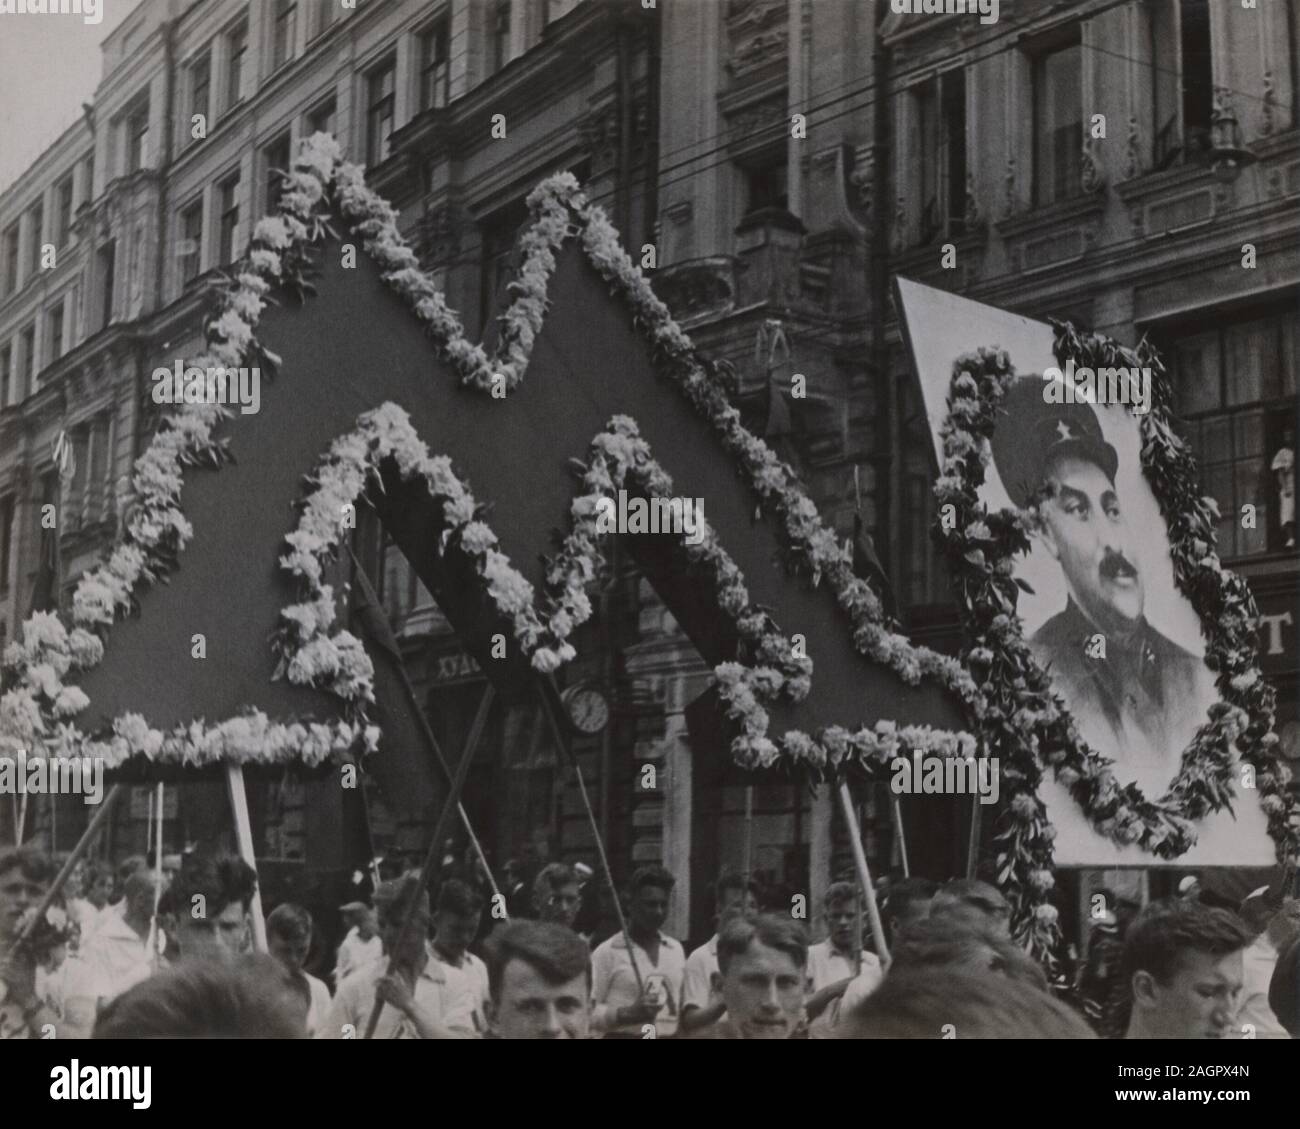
[{"xmin": 2, "ymin": 131, "xmax": 980, "ymax": 776}]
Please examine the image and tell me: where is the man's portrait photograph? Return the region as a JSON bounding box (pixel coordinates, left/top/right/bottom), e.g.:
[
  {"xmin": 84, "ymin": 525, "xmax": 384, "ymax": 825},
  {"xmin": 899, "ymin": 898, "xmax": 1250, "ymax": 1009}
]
[{"xmin": 897, "ymin": 280, "xmax": 1273, "ymax": 867}]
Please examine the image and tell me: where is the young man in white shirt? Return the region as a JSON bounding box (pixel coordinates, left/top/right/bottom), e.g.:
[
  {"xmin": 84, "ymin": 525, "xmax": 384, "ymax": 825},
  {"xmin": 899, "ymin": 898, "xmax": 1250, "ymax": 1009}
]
[
  {"xmin": 321, "ymin": 874, "xmax": 475, "ymax": 1039},
  {"xmin": 687, "ymin": 914, "xmax": 810, "ymax": 1040},
  {"xmin": 486, "ymin": 919, "xmax": 592, "ymax": 1039},
  {"xmin": 1235, "ymin": 890, "xmax": 1298, "ymax": 1039},
  {"xmin": 805, "ymin": 881, "xmax": 881, "ymax": 1034},
  {"xmin": 1122, "ymin": 899, "xmax": 1253, "ymax": 1040},
  {"xmin": 680, "ymin": 872, "xmax": 761, "ymax": 1034},
  {"xmin": 61, "ymin": 869, "xmax": 163, "ymax": 1037},
  {"xmin": 266, "ymin": 902, "xmax": 333, "ymax": 1036},
  {"xmin": 590, "ymin": 865, "xmax": 685, "ymax": 1038},
  {"xmin": 335, "ymin": 901, "xmax": 383, "ymax": 986},
  {"xmin": 431, "ymin": 879, "xmax": 490, "ymax": 1034}
]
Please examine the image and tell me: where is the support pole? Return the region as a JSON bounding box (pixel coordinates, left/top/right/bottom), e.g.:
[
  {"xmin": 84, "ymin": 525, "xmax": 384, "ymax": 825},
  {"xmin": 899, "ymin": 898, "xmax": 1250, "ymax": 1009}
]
[
  {"xmin": 346, "ymin": 546, "xmax": 502, "ymax": 903},
  {"xmin": 836, "ymin": 782, "xmax": 889, "ymax": 969},
  {"xmin": 965, "ymin": 793, "xmax": 982, "ymax": 881},
  {"xmin": 17, "ymin": 784, "xmax": 122, "ymax": 947},
  {"xmin": 363, "ymin": 683, "xmax": 495, "ymax": 1039},
  {"xmin": 225, "ymin": 763, "xmax": 267, "ymax": 954},
  {"xmin": 537, "ymin": 676, "xmax": 645, "ymax": 997},
  {"xmin": 891, "ymin": 794, "xmax": 910, "ymax": 878}
]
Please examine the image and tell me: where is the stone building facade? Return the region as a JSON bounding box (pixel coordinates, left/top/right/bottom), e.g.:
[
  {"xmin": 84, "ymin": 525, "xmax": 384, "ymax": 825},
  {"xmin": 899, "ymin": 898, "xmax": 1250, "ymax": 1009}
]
[{"xmin": 1, "ymin": 0, "xmax": 1296, "ymax": 945}]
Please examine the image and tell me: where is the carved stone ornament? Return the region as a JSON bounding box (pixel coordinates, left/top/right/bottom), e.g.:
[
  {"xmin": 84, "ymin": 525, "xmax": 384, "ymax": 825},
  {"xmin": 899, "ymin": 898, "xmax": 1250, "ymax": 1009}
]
[
  {"xmin": 1081, "ymin": 134, "xmax": 1105, "ymax": 195},
  {"xmin": 651, "ymin": 258, "xmax": 736, "ymax": 321},
  {"xmin": 963, "ymin": 171, "xmax": 979, "ymax": 229},
  {"xmin": 1003, "ymin": 155, "xmax": 1016, "ymax": 219},
  {"xmin": 1126, "ymin": 115, "xmax": 1140, "ymax": 180}
]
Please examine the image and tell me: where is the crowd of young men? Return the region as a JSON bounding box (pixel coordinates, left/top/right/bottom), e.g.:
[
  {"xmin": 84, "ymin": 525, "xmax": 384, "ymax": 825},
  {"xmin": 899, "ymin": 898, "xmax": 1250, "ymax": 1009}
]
[{"xmin": 3, "ymin": 843, "xmax": 1298, "ymax": 1040}]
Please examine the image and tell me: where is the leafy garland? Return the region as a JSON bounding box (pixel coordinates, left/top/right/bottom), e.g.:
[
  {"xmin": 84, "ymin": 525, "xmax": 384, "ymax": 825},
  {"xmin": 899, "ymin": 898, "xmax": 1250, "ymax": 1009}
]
[
  {"xmin": 934, "ymin": 340, "xmax": 1299, "ymax": 959},
  {"xmin": 2, "ymin": 132, "xmax": 984, "ymax": 774}
]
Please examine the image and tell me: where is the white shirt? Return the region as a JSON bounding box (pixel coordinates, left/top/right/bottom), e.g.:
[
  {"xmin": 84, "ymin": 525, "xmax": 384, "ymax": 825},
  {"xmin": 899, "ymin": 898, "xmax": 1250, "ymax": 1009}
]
[
  {"xmin": 591, "ymin": 931, "xmax": 686, "ymax": 1037},
  {"xmin": 335, "ymin": 927, "xmax": 383, "ymax": 986},
  {"xmin": 434, "ymin": 949, "xmax": 490, "ymax": 1035},
  {"xmin": 1237, "ymin": 934, "xmax": 1287, "ymax": 1039},
  {"xmin": 304, "ymin": 972, "xmax": 333, "ymax": 1037},
  {"xmin": 682, "ymin": 935, "xmax": 720, "ymax": 1013},
  {"xmin": 806, "ymin": 940, "xmax": 882, "ymax": 1033},
  {"xmin": 320, "ymin": 946, "xmax": 476, "ymax": 1039},
  {"xmin": 61, "ymin": 912, "xmax": 159, "ymax": 1036},
  {"xmin": 836, "ymin": 962, "xmax": 886, "ymax": 1029}
]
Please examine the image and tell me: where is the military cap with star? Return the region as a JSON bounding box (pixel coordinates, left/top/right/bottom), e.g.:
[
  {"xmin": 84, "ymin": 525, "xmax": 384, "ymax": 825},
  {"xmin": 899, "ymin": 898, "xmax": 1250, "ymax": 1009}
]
[{"xmin": 989, "ymin": 375, "xmax": 1119, "ymax": 508}]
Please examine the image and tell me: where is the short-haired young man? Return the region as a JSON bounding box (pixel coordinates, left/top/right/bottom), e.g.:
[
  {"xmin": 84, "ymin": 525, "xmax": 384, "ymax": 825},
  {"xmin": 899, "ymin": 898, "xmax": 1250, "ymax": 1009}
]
[
  {"xmin": 1121, "ymin": 898, "xmax": 1254, "ymax": 1039},
  {"xmin": 590, "ymin": 865, "xmax": 685, "ymax": 1038},
  {"xmin": 690, "ymin": 914, "xmax": 810, "ymax": 1039},
  {"xmin": 532, "ymin": 863, "xmax": 582, "ymax": 930},
  {"xmin": 806, "ymin": 881, "xmax": 882, "ymax": 1034},
  {"xmin": 928, "ymin": 878, "xmax": 1012, "ymax": 938},
  {"xmin": 335, "ymin": 900, "xmax": 382, "ymax": 986},
  {"xmin": 485, "ymin": 919, "xmax": 592, "ymax": 1039},
  {"xmin": 62, "ymin": 868, "xmax": 164, "ymax": 1037},
  {"xmin": 680, "ymin": 872, "xmax": 760, "ymax": 1033},
  {"xmin": 321, "ymin": 874, "xmax": 476, "ymax": 1039},
  {"xmin": 839, "ymin": 966, "xmax": 1094, "ymax": 1039},
  {"xmin": 0, "ymin": 847, "xmax": 61, "ymax": 1040},
  {"xmin": 266, "ymin": 903, "xmax": 332, "ymax": 1036},
  {"xmin": 836, "ymin": 876, "xmax": 939, "ymax": 1024},
  {"xmin": 431, "ymin": 879, "xmax": 489, "ymax": 1033},
  {"xmin": 159, "ymin": 855, "xmax": 257, "ymax": 963},
  {"xmin": 93, "ymin": 954, "xmax": 308, "ymax": 1039}
]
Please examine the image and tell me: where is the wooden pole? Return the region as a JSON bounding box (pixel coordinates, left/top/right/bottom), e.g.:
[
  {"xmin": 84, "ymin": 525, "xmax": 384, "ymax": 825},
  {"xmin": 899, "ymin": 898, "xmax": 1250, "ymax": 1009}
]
[
  {"xmin": 836, "ymin": 782, "xmax": 889, "ymax": 969},
  {"xmin": 363, "ymin": 682, "xmax": 495, "ymax": 1039},
  {"xmin": 16, "ymin": 783, "xmax": 122, "ymax": 947},
  {"xmin": 224, "ymin": 763, "xmax": 267, "ymax": 954},
  {"xmin": 146, "ymin": 782, "xmax": 165, "ymax": 966},
  {"xmin": 537, "ymin": 676, "xmax": 645, "ymax": 997},
  {"xmin": 346, "ymin": 546, "xmax": 502, "ymax": 901},
  {"xmin": 965, "ymin": 793, "xmax": 982, "ymax": 881},
  {"xmin": 891, "ymin": 794, "xmax": 910, "ymax": 878}
]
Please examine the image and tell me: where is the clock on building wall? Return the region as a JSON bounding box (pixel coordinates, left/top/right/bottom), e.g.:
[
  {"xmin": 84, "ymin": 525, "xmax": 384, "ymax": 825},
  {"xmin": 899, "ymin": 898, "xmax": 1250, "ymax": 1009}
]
[{"xmin": 560, "ymin": 682, "xmax": 611, "ymax": 736}]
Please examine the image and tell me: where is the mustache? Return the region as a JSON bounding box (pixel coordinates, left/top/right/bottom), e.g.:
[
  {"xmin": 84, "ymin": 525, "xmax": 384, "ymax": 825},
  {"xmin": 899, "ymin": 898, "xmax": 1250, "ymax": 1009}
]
[{"xmin": 1099, "ymin": 550, "xmax": 1138, "ymax": 581}]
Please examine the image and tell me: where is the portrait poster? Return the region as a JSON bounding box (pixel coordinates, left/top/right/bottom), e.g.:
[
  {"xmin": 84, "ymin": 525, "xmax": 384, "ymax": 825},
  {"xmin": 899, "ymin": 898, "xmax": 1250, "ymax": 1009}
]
[{"xmin": 895, "ymin": 277, "xmax": 1273, "ymax": 867}]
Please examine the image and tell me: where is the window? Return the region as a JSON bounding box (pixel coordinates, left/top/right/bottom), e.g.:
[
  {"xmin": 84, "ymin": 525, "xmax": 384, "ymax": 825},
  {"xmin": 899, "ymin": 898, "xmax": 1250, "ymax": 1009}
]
[
  {"xmin": 264, "ymin": 133, "xmax": 292, "ymax": 212},
  {"xmin": 97, "ymin": 240, "xmax": 116, "ymax": 328},
  {"xmin": 2, "ymin": 223, "xmax": 18, "ymax": 295},
  {"xmin": 311, "ymin": 0, "xmax": 338, "ymax": 40},
  {"xmin": 218, "ymin": 172, "xmax": 241, "ymax": 264},
  {"xmin": 491, "ymin": 0, "xmax": 512, "ymax": 75},
  {"xmin": 27, "ymin": 200, "xmax": 44, "ymax": 277},
  {"xmin": 1150, "ymin": 0, "xmax": 1213, "ymax": 169},
  {"xmin": 1169, "ymin": 309, "xmax": 1298, "ymax": 557},
  {"xmin": 19, "ymin": 324, "xmax": 35, "ymax": 396},
  {"xmin": 916, "ymin": 70, "xmax": 967, "ymax": 243},
  {"xmin": 226, "ymin": 18, "xmax": 248, "ymax": 112},
  {"xmin": 742, "ymin": 151, "xmax": 789, "ymax": 215},
  {"xmin": 273, "ymin": 0, "xmax": 298, "ymax": 70},
  {"xmin": 189, "ymin": 51, "xmax": 211, "ymax": 140},
  {"xmin": 366, "ymin": 59, "xmax": 396, "ymax": 167},
  {"xmin": 1032, "ymin": 32, "xmax": 1082, "ymax": 206},
  {"xmin": 54, "ymin": 176, "xmax": 74, "ymax": 248},
  {"xmin": 48, "ymin": 301, "xmax": 64, "ymax": 362},
  {"xmin": 85, "ymin": 152, "xmax": 95, "ymax": 203},
  {"xmin": 419, "ymin": 19, "xmax": 450, "ymax": 111},
  {"xmin": 0, "ymin": 493, "xmax": 14, "ymax": 594},
  {"xmin": 126, "ymin": 97, "xmax": 150, "ymax": 173},
  {"xmin": 0, "ymin": 343, "xmax": 11, "ymax": 407},
  {"xmin": 479, "ymin": 197, "xmax": 529, "ymax": 334},
  {"xmin": 179, "ymin": 198, "xmax": 203, "ymax": 284},
  {"xmin": 307, "ymin": 95, "xmax": 336, "ymax": 137}
]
